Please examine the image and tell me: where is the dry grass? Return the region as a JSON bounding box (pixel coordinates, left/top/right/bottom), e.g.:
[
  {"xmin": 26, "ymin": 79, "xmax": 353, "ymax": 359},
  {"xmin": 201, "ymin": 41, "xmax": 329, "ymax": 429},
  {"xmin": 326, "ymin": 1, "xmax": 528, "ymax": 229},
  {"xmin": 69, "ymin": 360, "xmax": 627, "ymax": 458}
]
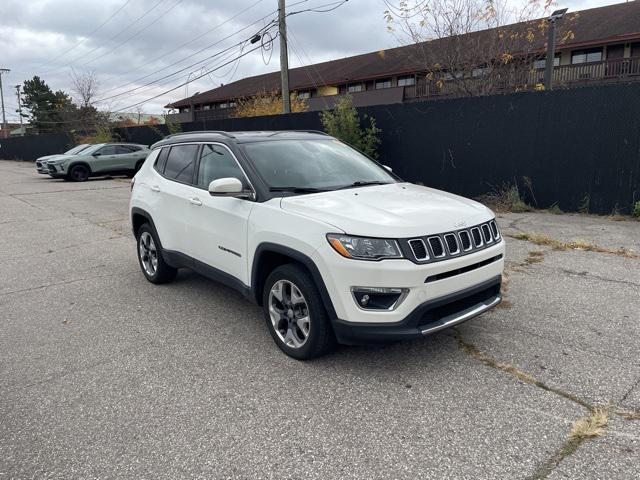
[
  {"xmin": 614, "ymin": 408, "xmax": 640, "ymax": 420},
  {"xmin": 509, "ymin": 232, "xmax": 639, "ymax": 259},
  {"xmin": 570, "ymin": 408, "xmax": 608, "ymax": 440},
  {"xmin": 477, "ymin": 183, "xmax": 534, "ymax": 213},
  {"xmin": 524, "ymin": 250, "xmax": 545, "ymax": 264}
]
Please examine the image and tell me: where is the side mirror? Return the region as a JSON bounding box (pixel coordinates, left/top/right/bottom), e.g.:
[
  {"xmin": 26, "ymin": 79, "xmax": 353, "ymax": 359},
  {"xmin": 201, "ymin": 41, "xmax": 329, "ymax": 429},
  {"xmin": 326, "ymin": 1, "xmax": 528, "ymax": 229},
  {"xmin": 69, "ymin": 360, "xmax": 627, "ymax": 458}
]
[
  {"xmin": 208, "ymin": 177, "xmax": 254, "ymax": 200},
  {"xmin": 93, "ymin": 153, "xmax": 101, "ymax": 157},
  {"xmin": 383, "ymin": 165, "xmax": 393, "ymax": 172}
]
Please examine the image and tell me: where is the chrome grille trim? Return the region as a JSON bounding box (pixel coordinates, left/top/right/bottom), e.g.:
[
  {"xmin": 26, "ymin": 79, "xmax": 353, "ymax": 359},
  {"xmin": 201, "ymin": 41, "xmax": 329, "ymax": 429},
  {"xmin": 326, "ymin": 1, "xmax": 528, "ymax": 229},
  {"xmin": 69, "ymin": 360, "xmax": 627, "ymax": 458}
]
[
  {"xmin": 444, "ymin": 233, "xmax": 460, "ymax": 255},
  {"xmin": 408, "ymin": 238, "xmax": 429, "ymax": 261},
  {"xmin": 458, "ymin": 230, "xmax": 473, "ymax": 251},
  {"xmin": 481, "ymin": 224, "xmax": 493, "ymax": 244},
  {"xmin": 471, "ymin": 227, "xmax": 484, "ymax": 247},
  {"xmin": 490, "ymin": 220, "xmax": 500, "ymax": 240},
  {"xmin": 428, "ymin": 236, "xmax": 446, "ymax": 258}
]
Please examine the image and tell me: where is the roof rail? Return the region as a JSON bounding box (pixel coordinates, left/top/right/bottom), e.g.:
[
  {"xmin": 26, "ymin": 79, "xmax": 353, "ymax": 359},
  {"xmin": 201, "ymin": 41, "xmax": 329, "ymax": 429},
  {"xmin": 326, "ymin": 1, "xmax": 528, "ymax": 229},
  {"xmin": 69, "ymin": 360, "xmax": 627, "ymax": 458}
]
[
  {"xmin": 267, "ymin": 130, "xmax": 328, "ymax": 137},
  {"xmin": 164, "ymin": 130, "xmax": 235, "ymax": 139}
]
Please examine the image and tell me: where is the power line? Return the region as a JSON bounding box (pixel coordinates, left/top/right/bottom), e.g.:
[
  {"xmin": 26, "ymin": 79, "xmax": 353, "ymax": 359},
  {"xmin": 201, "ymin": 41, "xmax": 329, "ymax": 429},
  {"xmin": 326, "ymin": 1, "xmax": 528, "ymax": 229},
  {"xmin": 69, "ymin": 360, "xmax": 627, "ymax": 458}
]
[
  {"xmin": 112, "ymin": 40, "xmax": 272, "ymax": 113},
  {"xmin": 96, "ymin": 22, "xmax": 277, "ymax": 104}
]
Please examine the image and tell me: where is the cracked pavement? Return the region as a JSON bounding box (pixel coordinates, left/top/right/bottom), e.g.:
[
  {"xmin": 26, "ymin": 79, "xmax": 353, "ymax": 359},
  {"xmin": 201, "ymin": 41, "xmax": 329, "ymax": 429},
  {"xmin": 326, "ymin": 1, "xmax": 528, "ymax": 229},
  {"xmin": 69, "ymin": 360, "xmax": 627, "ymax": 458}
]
[{"xmin": 0, "ymin": 160, "xmax": 638, "ymax": 479}]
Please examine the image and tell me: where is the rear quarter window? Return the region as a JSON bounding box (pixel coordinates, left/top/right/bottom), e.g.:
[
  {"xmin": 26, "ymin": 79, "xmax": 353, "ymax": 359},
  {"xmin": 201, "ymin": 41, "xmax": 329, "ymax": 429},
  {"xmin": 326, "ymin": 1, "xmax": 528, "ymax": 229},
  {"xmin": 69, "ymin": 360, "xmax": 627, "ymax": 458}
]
[{"xmin": 154, "ymin": 148, "xmax": 169, "ymax": 174}]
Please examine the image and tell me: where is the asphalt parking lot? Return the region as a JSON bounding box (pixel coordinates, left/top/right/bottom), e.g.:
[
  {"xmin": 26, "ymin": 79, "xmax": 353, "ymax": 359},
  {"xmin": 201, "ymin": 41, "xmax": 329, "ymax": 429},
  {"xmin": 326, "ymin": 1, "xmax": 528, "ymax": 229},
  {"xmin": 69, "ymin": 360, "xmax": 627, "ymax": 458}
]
[{"xmin": 1, "ymin": 159, "xmax": 638, "ymax": 480}]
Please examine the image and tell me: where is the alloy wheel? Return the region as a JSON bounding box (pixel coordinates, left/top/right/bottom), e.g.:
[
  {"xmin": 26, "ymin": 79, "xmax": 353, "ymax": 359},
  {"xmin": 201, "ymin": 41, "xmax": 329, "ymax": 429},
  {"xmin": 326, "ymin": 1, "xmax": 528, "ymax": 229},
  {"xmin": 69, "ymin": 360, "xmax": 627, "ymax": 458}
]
[
  {"xmin": 139, "ymin": 231, "xmax": 158, "ymax": 276},
  {"xmin": 268, "ymin": 280, "xmax": 311, "ymax": 348}
]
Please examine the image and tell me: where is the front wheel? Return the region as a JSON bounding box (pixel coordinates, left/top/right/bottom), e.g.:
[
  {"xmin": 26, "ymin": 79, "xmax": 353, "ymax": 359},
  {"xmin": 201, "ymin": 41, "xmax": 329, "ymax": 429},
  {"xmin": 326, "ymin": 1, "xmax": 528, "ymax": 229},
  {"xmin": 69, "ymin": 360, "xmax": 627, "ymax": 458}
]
[
  {"xmin": 136, "ymin": 224, "xmax": 177, "ymax": 284},
  {"xmin": 262, "ymin": 264, "xmax": 335, "ymax": 360}
]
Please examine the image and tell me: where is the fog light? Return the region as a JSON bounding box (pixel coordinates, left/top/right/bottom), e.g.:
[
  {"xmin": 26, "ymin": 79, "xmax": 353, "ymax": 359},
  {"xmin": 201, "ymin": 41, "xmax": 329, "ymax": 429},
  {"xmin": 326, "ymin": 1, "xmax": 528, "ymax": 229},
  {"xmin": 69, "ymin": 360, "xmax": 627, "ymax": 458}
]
[{"xmin": 351, "ymin": 287, "xmax": 409, "ymax": 310}]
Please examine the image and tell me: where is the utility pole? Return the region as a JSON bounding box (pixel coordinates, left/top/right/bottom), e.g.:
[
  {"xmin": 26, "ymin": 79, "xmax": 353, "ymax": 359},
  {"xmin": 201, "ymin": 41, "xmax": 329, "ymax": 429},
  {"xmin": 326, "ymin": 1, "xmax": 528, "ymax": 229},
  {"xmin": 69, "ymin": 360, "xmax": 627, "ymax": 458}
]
[
  {"xmin": 278, "ymin": 0, "xmax": 291, "ymax": 113},
  {"xmin": 15, "ymin": 84, "xmax": 24, "ymax": 136},
  {"xmin": 544, "ymin": 9, "xmax": 567, "ymax": 91},
  {"xmin": 0, "ymin": 68, "xmax": 10, "ymax": 132}
]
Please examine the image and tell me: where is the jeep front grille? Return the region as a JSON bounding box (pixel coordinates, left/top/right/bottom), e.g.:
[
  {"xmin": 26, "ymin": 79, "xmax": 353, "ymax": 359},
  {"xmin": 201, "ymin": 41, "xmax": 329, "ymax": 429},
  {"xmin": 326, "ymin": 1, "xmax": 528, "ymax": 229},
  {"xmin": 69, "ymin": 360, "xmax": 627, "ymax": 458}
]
[{"xmin": 402, "ymin": 220, "xmax": 502, "ymax": 264}]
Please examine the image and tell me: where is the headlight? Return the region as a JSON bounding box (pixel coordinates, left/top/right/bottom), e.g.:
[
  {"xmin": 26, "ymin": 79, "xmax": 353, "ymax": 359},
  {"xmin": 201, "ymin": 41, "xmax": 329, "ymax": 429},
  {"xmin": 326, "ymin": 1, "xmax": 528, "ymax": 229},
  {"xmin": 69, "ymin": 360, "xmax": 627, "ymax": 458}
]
[{"xmin": 326, "ymin": 233, "xmax": 403, "ymax": 260}]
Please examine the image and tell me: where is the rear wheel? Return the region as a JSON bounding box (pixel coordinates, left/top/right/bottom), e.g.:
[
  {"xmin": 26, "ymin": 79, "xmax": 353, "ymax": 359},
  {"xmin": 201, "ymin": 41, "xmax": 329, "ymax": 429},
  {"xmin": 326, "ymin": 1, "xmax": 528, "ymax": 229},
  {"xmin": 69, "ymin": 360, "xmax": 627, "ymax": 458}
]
[
  {"xmin": 262, "ymin": 264, "xmax": 335, "ymax": 360},
  {"xmin": 68, "ymin": 164, "xmax": 89, "ymax": 182},
  {"xmin": 136, "ymin": 223, "xmax": 177, "ymax": 284}
]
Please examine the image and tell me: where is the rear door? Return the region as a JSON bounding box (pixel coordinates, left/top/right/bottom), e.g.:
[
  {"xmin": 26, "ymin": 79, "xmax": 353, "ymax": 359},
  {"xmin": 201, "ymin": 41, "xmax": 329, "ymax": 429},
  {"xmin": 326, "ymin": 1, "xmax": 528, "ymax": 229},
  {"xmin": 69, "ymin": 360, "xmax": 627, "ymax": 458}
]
[{"xmin": 186, "ymin": 143, "xmax": 255, "ymax": 285}]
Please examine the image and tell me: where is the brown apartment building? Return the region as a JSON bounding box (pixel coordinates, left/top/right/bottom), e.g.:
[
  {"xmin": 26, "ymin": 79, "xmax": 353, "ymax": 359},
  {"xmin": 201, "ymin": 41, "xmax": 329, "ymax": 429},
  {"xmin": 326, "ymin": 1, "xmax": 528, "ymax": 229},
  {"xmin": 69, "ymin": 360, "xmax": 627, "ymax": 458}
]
[{"xmin": 166, "ymin": 1, "xmax": 640, "ymax": 122}]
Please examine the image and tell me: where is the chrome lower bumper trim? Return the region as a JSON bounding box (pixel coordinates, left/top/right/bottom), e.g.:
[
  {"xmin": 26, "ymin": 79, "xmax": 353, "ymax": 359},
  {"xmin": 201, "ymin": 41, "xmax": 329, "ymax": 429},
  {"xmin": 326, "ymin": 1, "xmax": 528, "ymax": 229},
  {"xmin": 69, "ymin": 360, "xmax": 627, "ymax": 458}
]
[{"xmin": 420, "ymin": 294, "xmax": 501, "ymax": 335}]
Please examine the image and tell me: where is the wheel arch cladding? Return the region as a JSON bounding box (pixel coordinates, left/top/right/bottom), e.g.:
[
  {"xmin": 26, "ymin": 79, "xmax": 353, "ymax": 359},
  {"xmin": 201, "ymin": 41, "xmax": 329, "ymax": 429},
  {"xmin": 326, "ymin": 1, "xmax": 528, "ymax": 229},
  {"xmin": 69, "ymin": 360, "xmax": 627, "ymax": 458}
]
[{"xmin": 252, "ymin": 243, "xmax": 338, "ymax": 320}]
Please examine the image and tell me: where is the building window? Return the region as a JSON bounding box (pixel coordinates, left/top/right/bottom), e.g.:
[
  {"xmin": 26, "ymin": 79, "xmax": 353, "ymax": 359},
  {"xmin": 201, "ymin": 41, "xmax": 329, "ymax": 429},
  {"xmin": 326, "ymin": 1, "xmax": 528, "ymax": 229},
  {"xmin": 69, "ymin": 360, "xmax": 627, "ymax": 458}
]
[
  {"xmin": 534, "ymin": 55, "xmax": 560, "ymax": 70},
  {"xmin": 219, "ymin": 102, "xmax": 229, "ymax": 109},
  {"xmin": 179, "ymin": 107, "xmax": 190, "ymax": 113},
  {"xmin": 571, "ymin": 48, "xmax": 603, "ymax": 64},
  {"xmin": 297, "ymin": 91, "xmax": 311, "ymax": 99},
  {"xmin": 375, "ymin": 79, "xmax": 392, "ymax": 89},
  {"xmin": 397, "ymin": 75, "xmax": 415, "ymax": 86},
  {"xmin": 203, "ymin": 105, "xmax": 211, "ymax": 110},
  {"xmin": 347, "ymin": 83, "xmax": 363, "ymax": 93},
  {"xmin": 229, "ymin": 101, "xmax": 237, "ymax": 108}
]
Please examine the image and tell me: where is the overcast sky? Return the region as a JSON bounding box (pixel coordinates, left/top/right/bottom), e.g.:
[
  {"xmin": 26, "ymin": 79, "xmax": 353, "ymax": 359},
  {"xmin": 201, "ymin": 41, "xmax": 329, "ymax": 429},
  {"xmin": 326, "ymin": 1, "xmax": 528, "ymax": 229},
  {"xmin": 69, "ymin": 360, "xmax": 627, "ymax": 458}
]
[{"xmin": 0, "ymin": 0, "xmax": 625, "ymax": 119}]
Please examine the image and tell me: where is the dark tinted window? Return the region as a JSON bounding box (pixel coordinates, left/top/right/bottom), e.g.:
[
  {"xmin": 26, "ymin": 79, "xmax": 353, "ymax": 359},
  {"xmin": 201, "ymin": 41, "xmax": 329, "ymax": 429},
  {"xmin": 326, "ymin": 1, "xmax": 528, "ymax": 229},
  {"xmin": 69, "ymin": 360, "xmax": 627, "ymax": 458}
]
[
  {"xmin": 154, "ymin": 148, "xmax": 169, "ymax": 174},
  {"xmin": 164, "ymin": 145, "xmax": 198, "ymax": 183},
  {"xmin": 197, "ymin": 144, "xmax": 246, "ymax": 189},
  {"xmin": 97, "ymin": 145, "xmax": 118, "ymax": 155},
  {"xmin": 115, "ymin": 145, "xmax": 134, "ymax": 154}
]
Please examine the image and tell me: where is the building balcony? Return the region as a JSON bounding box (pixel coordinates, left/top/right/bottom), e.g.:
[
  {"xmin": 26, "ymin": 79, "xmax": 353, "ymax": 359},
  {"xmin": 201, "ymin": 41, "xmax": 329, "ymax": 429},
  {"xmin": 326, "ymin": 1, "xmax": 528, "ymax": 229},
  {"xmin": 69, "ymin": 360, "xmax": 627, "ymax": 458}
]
[{"xmin": 404, "ymin": 56, "xmax": 640, "ymax": 100}]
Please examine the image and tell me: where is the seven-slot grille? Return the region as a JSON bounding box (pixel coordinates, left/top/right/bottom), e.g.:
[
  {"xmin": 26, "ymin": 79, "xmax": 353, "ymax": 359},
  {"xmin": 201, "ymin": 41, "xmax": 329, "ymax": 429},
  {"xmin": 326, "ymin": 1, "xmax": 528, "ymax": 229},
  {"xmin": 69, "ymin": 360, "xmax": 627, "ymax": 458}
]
[{"xmin": 404, "ymin": 220, "xmax": 501, "ymax": 263}]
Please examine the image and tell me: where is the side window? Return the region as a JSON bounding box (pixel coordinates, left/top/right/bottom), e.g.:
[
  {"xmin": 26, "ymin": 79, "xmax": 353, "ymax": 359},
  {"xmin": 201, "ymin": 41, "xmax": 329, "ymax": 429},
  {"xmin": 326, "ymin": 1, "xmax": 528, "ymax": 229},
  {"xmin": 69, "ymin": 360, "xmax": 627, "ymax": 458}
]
[
  {"xmin": 154, "ymin": 147, "xmax": 169, "ymax": 174},
  {"xmin": 97, "ymin": 145, "xmax": 117, "ymax": 155},
  {"xmin": 115, "ymin": 145, "xmax": 134, "ymax": 154},
  {"xmin": 163, "ymin": 144, "xmax": 198, "ymax": 183},
  {"xmin": 197, "ymin": 144, "xmax": 247, "ymax": 189}
]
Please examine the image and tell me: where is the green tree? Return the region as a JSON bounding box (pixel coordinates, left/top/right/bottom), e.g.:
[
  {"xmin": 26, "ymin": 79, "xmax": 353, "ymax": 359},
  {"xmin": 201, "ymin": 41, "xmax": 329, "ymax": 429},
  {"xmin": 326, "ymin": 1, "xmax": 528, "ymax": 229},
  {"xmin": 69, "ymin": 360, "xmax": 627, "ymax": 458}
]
[
  {"xmin": 21, "ymin": 76, "xmax": 78, "ymax": 133},
  {"xmin": 320, "ymin": 95, "xmax": 381, "ymax": 158}
]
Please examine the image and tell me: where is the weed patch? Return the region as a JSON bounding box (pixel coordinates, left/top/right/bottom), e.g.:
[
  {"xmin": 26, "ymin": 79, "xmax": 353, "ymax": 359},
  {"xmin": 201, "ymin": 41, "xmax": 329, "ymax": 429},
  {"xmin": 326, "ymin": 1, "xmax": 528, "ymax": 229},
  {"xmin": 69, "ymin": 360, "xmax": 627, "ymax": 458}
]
[
  {"xmin": 509, "ymin": 233, "xmax": 639, "ymax": 259},
  {"xmin": 477, "ymin": 183, "xmax": 534, "ymax": 213}
]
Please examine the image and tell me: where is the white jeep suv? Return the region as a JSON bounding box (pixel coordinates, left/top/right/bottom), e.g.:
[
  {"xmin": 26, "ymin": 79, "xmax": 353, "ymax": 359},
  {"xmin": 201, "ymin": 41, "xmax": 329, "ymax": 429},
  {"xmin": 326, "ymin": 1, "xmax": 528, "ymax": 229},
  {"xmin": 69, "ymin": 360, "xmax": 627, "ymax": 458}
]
[{"xmin": 130, "ymin": 131, "xmax": 504, "ymax": 359}]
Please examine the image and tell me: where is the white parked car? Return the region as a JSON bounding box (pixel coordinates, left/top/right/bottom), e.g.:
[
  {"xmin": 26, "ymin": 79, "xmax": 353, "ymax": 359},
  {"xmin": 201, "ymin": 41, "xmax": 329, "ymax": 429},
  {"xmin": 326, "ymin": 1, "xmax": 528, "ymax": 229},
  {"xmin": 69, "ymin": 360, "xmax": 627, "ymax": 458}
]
[{"xmin": 130, "ymin": 131, "xmax": 505, "ymax": 359}]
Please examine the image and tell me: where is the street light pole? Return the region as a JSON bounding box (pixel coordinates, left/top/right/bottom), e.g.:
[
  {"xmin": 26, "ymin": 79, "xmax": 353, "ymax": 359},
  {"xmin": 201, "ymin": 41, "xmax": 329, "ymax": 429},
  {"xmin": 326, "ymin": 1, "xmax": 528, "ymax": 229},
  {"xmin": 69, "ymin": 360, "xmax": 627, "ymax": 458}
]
[
  {"xmin": 15, "ymin": 84, "xmax": 24, "ymax": 136},
  {"xmin": 544, "ymin": 9, "xmax": 568, "ymax": 91},
  {"xmin": 278, "ymin": 0, "xmax": 291, "ymax": 113},
  {"xmin": 0, "ymin": 68, "xmax": 10, "ymax": 132}
]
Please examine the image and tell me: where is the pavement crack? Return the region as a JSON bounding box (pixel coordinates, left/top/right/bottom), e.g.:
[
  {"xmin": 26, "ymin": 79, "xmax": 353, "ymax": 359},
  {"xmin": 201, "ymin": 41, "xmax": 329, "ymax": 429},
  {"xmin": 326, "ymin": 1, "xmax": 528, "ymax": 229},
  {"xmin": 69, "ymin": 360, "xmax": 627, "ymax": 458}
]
[
  {"xmin": 0, "ymin": 271, "xmax": 135, "ymax": 298},
  {"xmin": 507, "ymin": 232, "xmax": 639, "ymax": 259}
]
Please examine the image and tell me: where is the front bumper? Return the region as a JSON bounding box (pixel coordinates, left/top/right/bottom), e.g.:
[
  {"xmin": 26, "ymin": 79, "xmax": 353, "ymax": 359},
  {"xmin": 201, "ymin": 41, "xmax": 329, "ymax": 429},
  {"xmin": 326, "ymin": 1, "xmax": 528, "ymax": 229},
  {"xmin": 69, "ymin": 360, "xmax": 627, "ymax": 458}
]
[
  {"xmin": 311, "ymin": 237, "xmax": 505, "ymax": 344},
  {"xmin": 332, "ymin": 275, "xmax": 501, "ymax": 344}
]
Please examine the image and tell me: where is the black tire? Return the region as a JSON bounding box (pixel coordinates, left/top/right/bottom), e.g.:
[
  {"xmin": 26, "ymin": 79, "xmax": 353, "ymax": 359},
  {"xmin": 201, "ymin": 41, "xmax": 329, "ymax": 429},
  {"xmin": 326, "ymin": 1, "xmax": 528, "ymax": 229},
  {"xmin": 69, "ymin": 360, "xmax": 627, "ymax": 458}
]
[
  {"xmin": 136, "ymin": 223, "xmax": 177, "ymax": 284},
  {"xmin": 262, "ymin": 264, "xmax": 335, "ymax": 360},
  {"xmin": 68, "ymin": 164, "xmax": 90, "ymax": 182}
]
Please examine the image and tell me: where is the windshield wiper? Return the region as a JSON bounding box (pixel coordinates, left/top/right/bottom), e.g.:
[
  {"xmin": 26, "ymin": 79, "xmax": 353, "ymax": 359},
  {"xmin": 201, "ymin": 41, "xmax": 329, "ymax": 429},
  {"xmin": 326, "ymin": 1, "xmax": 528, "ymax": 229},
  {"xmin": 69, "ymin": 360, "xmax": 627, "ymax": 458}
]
[
  {"xmin": 337, "ymin": 181, "xmax": 391, "ymax": 190},
  {"xmin": 269, "ymin": 186, "xmax": 329, "ymax": 193}
]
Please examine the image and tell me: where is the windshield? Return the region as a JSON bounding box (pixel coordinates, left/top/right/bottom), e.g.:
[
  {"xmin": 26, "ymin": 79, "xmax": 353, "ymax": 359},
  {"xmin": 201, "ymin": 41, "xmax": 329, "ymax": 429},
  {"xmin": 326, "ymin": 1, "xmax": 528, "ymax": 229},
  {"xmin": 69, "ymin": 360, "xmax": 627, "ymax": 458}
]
[
  {"xmin": 242, "ymin": 139, "xmax": 395, "ymax": 190},
  {"xmin": 64, "ymin": 144, "xmax": 90, "ymax": 155}
]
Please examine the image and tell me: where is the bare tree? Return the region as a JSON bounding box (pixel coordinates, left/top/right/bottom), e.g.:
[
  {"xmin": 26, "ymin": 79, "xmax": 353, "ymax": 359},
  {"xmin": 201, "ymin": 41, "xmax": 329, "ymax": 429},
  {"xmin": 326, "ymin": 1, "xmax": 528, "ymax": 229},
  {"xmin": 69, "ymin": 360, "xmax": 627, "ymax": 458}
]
[
  {"xmin": 70, "ymin": 70, "xmax": 100, "ymax": 108},
  {"xmin": 384, "ymin": 0, "xmax": 577, "ymax": 96}
]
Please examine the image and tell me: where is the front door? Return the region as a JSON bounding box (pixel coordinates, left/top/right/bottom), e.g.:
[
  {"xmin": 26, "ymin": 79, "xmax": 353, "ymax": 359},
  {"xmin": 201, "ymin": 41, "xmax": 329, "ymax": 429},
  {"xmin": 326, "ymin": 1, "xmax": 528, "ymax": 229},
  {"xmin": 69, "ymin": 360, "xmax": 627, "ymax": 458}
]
[{"xmin": 186, "ymin": 143, "xmax": 254, "ymax": 285}]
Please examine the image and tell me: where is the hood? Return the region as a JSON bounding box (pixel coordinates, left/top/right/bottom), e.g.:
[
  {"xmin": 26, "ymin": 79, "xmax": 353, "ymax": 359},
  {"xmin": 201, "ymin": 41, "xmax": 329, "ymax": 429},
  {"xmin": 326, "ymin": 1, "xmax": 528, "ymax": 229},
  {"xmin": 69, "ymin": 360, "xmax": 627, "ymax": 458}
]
[
  {"xmin": 280, "ymin": 183, "xmax": 493, "ymax": 238},
  {"xmin": 47, "ymin": 154, "xmax": 77, "ymax": 164},
  {"xmin": 37, "ymin": 154, "xmax": 63, "ymax": 162}
]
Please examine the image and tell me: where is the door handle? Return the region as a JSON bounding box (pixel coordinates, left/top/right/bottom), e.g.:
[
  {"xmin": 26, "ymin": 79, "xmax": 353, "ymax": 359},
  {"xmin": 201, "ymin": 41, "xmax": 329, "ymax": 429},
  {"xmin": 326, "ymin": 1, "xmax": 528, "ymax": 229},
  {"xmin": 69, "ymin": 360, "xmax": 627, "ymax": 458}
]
[
  {"xmin": 150, "ymin": 185, "xmax": 160, "ymax": 192},
  {"xmin": 189, "ymin": 197, "xmax": 203, "ymax": 206}
]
